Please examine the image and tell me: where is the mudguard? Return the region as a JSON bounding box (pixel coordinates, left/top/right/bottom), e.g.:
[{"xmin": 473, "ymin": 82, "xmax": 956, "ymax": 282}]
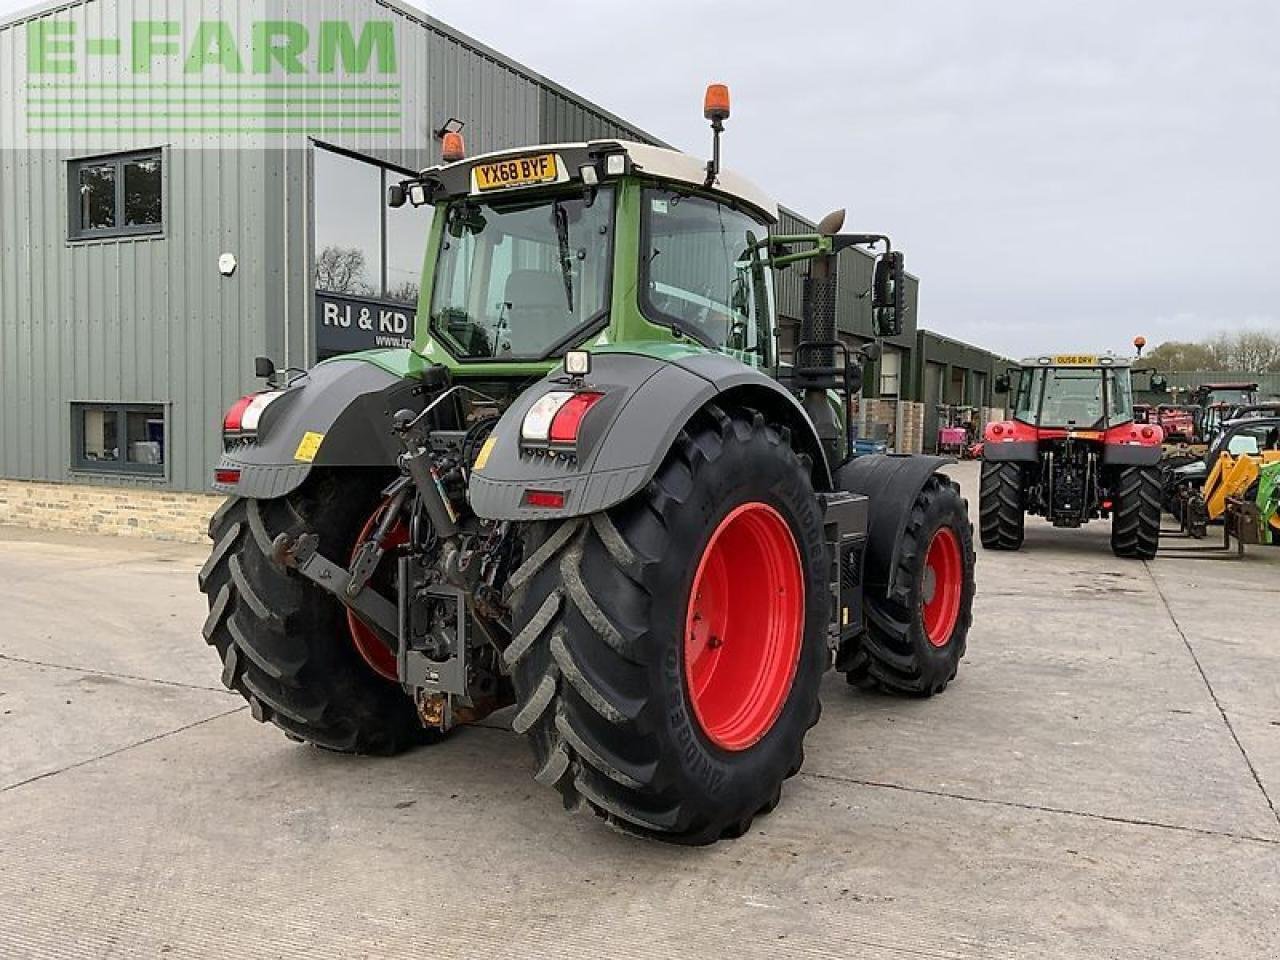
[
  {"xmin": 1102, "ymin": 445, "xmax": 1163, "ymax": 467},
  {"xmin": 469, "ymin": 350, "xmax": 832, "ymax": 521},
  {"xmin": 213, "ymin": 358, "xmax": 418, "ymax": 499},
  {"xmin": 835, "ymin": 453, "xmax": 955, "ymax": 598}
]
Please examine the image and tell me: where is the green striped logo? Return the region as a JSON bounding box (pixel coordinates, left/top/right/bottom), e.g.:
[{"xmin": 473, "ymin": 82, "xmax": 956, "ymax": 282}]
[{"xmin": 23, "ymin": 16, "xmax": 403, "ymax": 138}]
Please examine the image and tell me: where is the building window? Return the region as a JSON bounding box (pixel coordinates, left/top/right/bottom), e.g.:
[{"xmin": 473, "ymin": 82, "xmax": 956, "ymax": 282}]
[
  {"xmin": 313, "ymin": 145, "xmax": 430, "ymax": 306},
  {"xmin": 68, "ymin": 150, "xmax": 164, "ymax": 240},
  {"xmin": 880, "ymin": 348, "xmax": 902, "ymax": 397},
  {"xmin": 72, "ymin": 404, "xmax": 166, "ymax": 476}
]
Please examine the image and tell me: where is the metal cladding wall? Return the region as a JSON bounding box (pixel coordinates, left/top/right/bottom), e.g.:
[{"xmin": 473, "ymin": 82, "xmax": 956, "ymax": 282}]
[
  {"xmin": 1133, "ymin": 369, "xmax": 1280, "ymax": 402},
  {"xmin": 0, "ymin": 0, "xmax": 660, "ymax": 492}
]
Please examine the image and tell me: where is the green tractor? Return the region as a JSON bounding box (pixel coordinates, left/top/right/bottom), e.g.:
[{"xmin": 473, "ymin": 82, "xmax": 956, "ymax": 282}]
[{"xmin": 201, "ymin": 86, "xmax": 976, "ymax": 844}]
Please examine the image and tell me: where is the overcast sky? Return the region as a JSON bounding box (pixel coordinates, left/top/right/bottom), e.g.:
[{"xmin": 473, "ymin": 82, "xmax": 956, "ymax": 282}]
[
  {"xmin": 423, "ymin": 0, "xmax": 1279, "ymax": 358},
  {"xmin": 2, "ymin": 0, "xmax": 1275, "ymax": 358}
]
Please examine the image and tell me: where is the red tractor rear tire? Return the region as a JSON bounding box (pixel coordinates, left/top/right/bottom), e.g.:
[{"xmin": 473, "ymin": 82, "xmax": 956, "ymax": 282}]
[
  {"xmin": 505, "ymin": 405, "xmax": 828, "ymax": 844},
  {"xmin": 979, "ymin": 461, "xmax": 1025, "ymax": 550},
  {"xmin": 1111, "ymin": 466, "xmax": 1162, "ymax": 559},
  {"xmin": 843, "ymin": 474, "xmax": 974, "ymax": 696}
]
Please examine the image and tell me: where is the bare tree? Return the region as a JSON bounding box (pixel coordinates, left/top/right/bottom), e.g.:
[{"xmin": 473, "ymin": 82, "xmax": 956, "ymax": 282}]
[
  {"xmin": 1209, "ymin": 331, "xmax": 1280, "ymax": 372},
  {"xmin": 1144, "ymin": 340, "xmax": 1224, "ymax": 372},
  {"xmin": 315, "ymin": 246, "xmax": 373, "ymax": 295},
  {"xmin": 385, "ymin": 280, "xmax": 421, "ymax": 305}
]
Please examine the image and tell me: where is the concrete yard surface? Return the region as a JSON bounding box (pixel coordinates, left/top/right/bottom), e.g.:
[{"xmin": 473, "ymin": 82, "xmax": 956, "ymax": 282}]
[{"xmin": 1, "ymin": 462, "xmax": 1278, "ymax": 959}]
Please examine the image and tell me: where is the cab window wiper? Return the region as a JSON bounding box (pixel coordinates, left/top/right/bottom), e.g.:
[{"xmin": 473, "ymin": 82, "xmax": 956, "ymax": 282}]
[{"xmin": 554, "ymin": 202, "xmax": 574, "ymax": 313}]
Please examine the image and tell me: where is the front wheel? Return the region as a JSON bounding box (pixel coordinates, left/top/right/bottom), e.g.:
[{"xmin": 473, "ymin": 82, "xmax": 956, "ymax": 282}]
[
  {"xmin": 844, "ymin": 474, "xmax": 975, "ymax": 696},
  {"xmin": 505, "ymin": 406, "xmax": 829, "ymax": 844}
]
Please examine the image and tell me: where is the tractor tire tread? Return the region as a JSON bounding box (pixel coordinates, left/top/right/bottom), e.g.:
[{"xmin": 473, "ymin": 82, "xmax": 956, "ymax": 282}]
[
  {"xmin": 979, "ymin": 461, "xmax": 1025, "ymax": 550},
  {"xmin": 1111, "ymin": 466, "xmax": 1162, "ymax": 559},
  {"xmin": 844, "ymin": 474, "xmax": 975, "ymax": 696},
  {"xmin": 199, "ymin": 484, "xmax": 434, "ymax": 756},
  {"xmin": 508, "ymin": 406, "xmax": 825, "ymax": 845}
]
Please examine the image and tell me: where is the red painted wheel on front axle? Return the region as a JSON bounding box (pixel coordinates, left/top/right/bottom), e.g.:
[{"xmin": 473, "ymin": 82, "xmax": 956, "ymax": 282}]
[
  {"xmin": 922, "ymin": 526, "xmax": 963, "ymax": 647},
  {"xmin": 346, "ymin": 503, "xmax": 407, "ymax": 682},
  {"xmin": 684, "ymin": 502, "xmax": 805, "ymax": 752}
]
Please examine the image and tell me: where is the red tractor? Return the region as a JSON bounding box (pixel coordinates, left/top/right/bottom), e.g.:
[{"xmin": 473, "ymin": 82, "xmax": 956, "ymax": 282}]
[{"xmin": 980, "ymin": 354, "xmax": 1164, "ymax": 558}]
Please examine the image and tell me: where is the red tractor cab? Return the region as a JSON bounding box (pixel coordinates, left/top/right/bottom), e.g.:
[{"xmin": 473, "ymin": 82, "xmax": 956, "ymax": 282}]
[{"xmin": 980, "ymin": 353, "xmax": 1164, "ymax": 558}]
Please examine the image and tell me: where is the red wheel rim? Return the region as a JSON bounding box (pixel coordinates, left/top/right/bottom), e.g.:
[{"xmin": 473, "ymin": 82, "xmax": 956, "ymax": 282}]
[
  {"xmin": 346, "ymin": 503, "xmax": 407, "ymax": 682},
  {"xmin": 683, "ymin": 502, "xmax": 805, "ymax": 752},
  {"xmin": 922, "ymin": 526, "xmax": 963, "ymax": 648}
]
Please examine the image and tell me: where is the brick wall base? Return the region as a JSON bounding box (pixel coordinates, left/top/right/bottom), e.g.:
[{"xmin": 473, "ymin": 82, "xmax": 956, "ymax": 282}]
[{"xmin": 0, "ymin": 480, "xmax": 221, "ymax": 544}]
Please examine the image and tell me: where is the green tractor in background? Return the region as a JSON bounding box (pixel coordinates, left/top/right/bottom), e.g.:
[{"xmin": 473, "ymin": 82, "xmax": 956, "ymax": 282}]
[{"xmin": 201, "ymin": 86, "xmax": 976, "ymax": 844}]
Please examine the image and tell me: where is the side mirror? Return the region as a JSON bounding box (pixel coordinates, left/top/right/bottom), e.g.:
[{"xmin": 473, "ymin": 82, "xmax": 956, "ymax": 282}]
[
  {"xmin": 994, "ymin": 373, "xmax": 1011, "ymax": 395},
  {"xmin": 872, "ymin": 251, "xmax": 905, "ymax": 338},
  {"xmin": 254, "ymin": 356, "xmax": 276, "ymax": 381}
]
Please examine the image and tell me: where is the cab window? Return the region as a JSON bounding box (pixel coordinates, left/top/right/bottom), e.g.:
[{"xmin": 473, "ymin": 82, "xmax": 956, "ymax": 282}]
[{"xmin": 640, "ymin": 189, "xmax": 774, "ymax": 362}]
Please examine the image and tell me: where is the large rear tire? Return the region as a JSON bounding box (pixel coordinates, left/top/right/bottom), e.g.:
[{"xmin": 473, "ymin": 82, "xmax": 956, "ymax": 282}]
[
  {"xmin": 843, "ymin": 474, "xmax": 974, "ymax": 696},
  {"xmin": 979, "ymin": 460, "xmax": 1025, "ymax": 550},
  {"xmin": 505, "ymin": 406, "xmax": 829, "ymax": 844},
  {"xmin": 1111, "ymin": 466, "xmax": 1162, "ymax": 559},
  {"xmin": 198, "ymin": 472, "xmax": 431, "ymax": 755}
]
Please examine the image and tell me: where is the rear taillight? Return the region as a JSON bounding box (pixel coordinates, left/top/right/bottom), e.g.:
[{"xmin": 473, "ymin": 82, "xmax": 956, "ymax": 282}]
[
  {"xmin": 521, "ymin": 391, "xmax": 604, "ymax": 449},
  {"xmin": 549, "ymin": 392, "xmax": 604, "ymax": 444},
  {"xmin": 215, "ymin": 468, "xmax": 242, "ymax": 486},
  {"xmin": 223, "ymin": 391, "xmax": 284, "ymax": 439},
  {"xmin": 523, "ymin": 489, "xmax": 567, "ymax": 509},
  {"xmin": 223, "ymin": 396, "xmax": 255, "ymax": 433}
]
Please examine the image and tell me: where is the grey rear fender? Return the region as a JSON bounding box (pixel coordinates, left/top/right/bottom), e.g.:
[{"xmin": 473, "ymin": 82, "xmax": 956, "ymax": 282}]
[
  {"xmin": 214, "ymin": 358, "xmax": 418, "ymax": 499},
  {"xmin": 835, "ymin": 453, "xmax": 956, "ymax": 598},
  {"xmin": 468, "ymin": 351, "xmax": 832, "ymax": 521}
]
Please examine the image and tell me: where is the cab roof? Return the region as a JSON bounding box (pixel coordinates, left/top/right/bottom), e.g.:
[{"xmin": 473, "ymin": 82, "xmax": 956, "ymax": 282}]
[{"xmin": 420, "ymin": 139, "xmax": 780, "ymax": 224}]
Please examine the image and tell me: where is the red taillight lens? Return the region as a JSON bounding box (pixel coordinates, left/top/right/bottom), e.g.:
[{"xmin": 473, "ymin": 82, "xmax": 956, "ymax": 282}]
[
  {"xmin": 991, "ymin": 423, "xmax": 1005, "ymax": 436},
  {"xmin": 523, "ymin": 489, "xmax": 566, "ymax": 509},
  {"xmin": 223, "ymin": 395, "xmax": 255, "ymax": 432},
  {"xmin": 215, "ymin": 469, "xmax": 242, "ymax": 485},
  {"xmin": 548, "ymin": 392, "xmax": 604, "ymax": 445},
  {"xmin": 1141, "ymin": 427, "xmax": 1154, "ymax": 439}
]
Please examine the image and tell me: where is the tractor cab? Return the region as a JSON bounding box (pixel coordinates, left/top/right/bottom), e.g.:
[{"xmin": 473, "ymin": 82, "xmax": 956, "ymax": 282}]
[
  {"xmin": 1009, "ymin": 354, "xmax": 1135, "ymax": 434},
  {"xmin": 394, "ymin": 139, "xmax": 785, "ymax": 373},
  {"xmin": 1192, "ymin": 382, "xmax": 1260, "ymax": 443}
]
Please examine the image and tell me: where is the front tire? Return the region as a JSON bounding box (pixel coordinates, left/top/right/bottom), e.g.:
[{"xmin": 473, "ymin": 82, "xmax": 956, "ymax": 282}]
[
  {"xmin": 1111, "ymin": 466, "xmax": 1162, "ymax": 559},
  {"xmin": 505, "ymin": 406, "xmax": 828, "ymax": 844},
  {"xmin": 198, "ymin": 472, "xmax": 431, "ymax": 754},
  {"xmin": 843, "ymin": 474, "xmax": 975, "ymax": 696},
  {"xmin": 979, "ymin": 460, "xmax": 1025, "ymax": 550}
]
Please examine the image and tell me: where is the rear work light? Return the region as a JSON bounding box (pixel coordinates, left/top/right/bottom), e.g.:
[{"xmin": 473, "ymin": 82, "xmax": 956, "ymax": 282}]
[{"xmin": 521, "ymin": 391, "xmax": 604, "ymax": 449}]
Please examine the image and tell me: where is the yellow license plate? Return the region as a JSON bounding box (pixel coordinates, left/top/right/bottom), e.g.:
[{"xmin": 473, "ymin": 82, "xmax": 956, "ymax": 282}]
[
  {"xmin": 474, "ymin": 153, "xmax": 558, "ymax": 191},
  {"xmin": 1053, "ymin": 354, "xmax": 1099, "ymax": 366}
]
